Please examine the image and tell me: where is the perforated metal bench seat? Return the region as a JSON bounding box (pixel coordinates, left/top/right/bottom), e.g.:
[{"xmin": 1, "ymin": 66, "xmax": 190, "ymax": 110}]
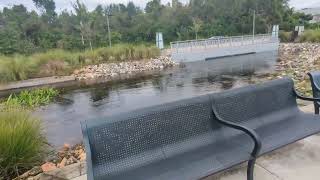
[
  {"xmin": 211, "ymin": 78, "xmax": 320, "ymax": 157},
  {"xmin": 254, "ymin": 113, "xmax": 320, "ymax": 155},
  {"xmin": 81, "ymin": 95, "xmax": 254, "ymax": 180},
  {"xmin": 82, "ymin": 77, "xmax": 320, "ymax": 180}
]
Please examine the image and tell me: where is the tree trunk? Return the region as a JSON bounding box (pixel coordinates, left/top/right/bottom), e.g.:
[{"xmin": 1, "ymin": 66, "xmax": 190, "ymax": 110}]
[{"xmin": 89, "ymin": 40, "xmax": 93, "ymax": 51}]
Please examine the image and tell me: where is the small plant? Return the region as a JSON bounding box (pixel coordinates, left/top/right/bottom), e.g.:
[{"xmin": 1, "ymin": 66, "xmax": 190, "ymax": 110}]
[
  {"xmin": 0, "ymin": 108, "xmax": 48, "ymax": 179},
  {"xmin": 4, "ymin": 88, "xmax": 59, "ymax": 108}
]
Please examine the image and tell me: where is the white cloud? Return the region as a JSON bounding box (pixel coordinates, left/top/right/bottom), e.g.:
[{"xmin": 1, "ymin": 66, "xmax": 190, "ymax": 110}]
[{"xmin": 289, "ymin": 0, "xmax": 320, "ymax": 9}]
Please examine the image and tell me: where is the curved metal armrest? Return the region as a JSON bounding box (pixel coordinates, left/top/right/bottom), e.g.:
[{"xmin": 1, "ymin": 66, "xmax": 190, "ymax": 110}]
[
  {"xmin": 308, "ymin": 72, "xmax": 320, "ymax": 91},
  {"xmin": 313, "ymin": 83, "xmax": 320, "ymax": 92},
  {"xmin": 212, "ymin": 107, "xmax": 262, "ymax": 158},
  {"xmin": 294, "ymin": 89, "xmax": 320, "ymax": 102}
]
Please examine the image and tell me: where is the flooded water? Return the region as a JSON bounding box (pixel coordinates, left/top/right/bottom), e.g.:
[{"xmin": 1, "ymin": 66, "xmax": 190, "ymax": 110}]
[{"xmin": 36, "ymin": 51, "xmax": 278, "ymax": 148}]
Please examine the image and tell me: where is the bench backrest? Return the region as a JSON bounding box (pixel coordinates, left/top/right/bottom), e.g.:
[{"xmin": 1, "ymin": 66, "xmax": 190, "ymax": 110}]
[
  {"xmin": 211, "ymin": 78, "xmax": 299, "ymax": 128},
  {"xmin": 308, "ymin": 71, "xmax": 320, "ymax": 98},
  {"xmin": 82, "ymin": 95, "xmax": 220, "ymax": 179}
]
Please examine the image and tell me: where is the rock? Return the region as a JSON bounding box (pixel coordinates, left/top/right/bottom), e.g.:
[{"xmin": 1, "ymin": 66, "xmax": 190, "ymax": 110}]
[
  {"xmin": 13, "ymin": 167, "xmax": 43, "ymax": 180},
  {"xmin": 275, "ymin": 43, "xmax": 320, "ymax": 96},
  {"xmin": 41, "ymin": 162, "xmax": 57, "ymax": 172},
  {"xmin": 74, "ymin": 149, "xmax": 84, "ymax": 158},
  {"xmin": 57, "ymin": 157, "xmax": 67, "ymax": 168},
  {"xmin": 28, "ymin": 166, "xmax": 43, "ymax": 176},
  {"xmin": 79, "ymin": 152, "xmax": 86, "ymax": 161},
  {"xmin": 66, "ymin": 156, "xmax": 78, "ymax": 165},
  {"xmin": 63, "ymin": 143, "xmax": 71, "ymax": 151},
  {"xmin": 73, "ymin": 56, "xmax": 178, "ymax": 80},
  {"xmin": 73, "ymin": 69, "xmax": 80, "ymax": 75}
]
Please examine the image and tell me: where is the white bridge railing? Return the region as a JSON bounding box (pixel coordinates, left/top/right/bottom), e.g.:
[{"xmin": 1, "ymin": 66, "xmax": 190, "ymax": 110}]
[{"xmin": 170, "ymin": 34, "xmax": 278, "ymax": 53}]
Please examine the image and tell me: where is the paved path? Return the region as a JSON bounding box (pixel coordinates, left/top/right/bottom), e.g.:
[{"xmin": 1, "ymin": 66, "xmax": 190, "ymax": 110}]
[
  {"xmin": 0, "ymin": 76, "xmax": 76, "ymax": 97},
  {"xmin": 72, "ymin": 104, "xmax": 320, "ymax": 180}
]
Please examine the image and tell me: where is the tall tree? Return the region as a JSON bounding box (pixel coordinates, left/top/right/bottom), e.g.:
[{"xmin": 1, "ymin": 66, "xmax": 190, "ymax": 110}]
[{"xmin": 32, "ymin": 0, "xmax": 56, "ymax": 23}]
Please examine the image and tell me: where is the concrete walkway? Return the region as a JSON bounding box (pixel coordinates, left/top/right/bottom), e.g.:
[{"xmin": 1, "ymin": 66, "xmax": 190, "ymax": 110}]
[
  {"xmin": 72, "ymin": 104, "xmax": 320, "ymax": 180},
  {"xmin": 0, "ymin": 76, "xmax": 76, "ymax": 97}
]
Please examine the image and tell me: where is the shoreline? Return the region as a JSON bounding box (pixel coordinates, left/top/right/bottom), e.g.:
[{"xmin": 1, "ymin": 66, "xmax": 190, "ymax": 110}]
[
  {"xmin": 2, "ymin": 43, "xmax": 320, "ymax": 97},
  {"xmin": 0, "ymin": 56, "xmax": 177, "ymax": 97}
]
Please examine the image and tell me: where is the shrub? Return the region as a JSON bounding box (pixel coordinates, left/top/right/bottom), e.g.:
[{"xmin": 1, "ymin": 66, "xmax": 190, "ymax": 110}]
[
  {"xmin": 0, "ymin": 108, "xmax": 48, "ymax": 179},
  {"xmin": 4, "ymin": 88, "xmax": 59, "ymax": 108},
  {"xmin": 299, "ymin": 29, "xmax": 320, "ymax": 43},
  {"xmin": 279, "ymin": 31, "xmax": 292, "ymax": 42}
]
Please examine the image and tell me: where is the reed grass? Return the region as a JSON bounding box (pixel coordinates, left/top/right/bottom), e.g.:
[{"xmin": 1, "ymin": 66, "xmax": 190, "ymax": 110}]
[
  {"xmin": 299, "ymin": 29, "xmax": 320, "ymax": 43},
  {"xmin": 0, "ymin": 44, "xmax": 160, "ymax": 83},
  {"xmin": 0, "ymin": 108, "xmax": 48, "ymax": 179}
]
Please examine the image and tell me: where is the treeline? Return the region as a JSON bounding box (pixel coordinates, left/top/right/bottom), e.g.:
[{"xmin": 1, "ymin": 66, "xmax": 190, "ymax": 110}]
[{"xmin": 0, "ymin": 0, "xmax": 314, "ymax": 55}]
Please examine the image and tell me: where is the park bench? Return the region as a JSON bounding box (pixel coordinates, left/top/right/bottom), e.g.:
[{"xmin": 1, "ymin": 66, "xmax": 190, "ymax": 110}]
[
  {"xmin": 81, "ymin": 77, "xmax": 320, "ymax": 180},
  {"xmin": 308, "ymin": 71, "xmax": 320, "ymax": 114}
]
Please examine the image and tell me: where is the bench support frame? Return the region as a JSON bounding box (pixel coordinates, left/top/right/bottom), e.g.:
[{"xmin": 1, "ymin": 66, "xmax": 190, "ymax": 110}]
[{"xmin": 211, "ymin": 106, "xmax": 262, "ymax": 180}]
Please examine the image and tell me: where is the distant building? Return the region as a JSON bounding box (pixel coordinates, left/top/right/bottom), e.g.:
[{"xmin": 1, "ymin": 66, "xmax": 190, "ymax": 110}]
[
  {"xmin": 299, "ymin": 7, "xmax": 320, "ymax": 23},
  {"xmin": 310, "ymin": 14, "xmax": 320, "ymax": 23}
]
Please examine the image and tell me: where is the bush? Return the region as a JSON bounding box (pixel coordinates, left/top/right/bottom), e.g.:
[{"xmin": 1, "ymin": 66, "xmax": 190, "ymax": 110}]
[
  {"xmin": 279, "ymin": 31, "xmax": 292, "ymax": 42},
  {"xmin": 299, "ymin": 29, "xmax": 320, "ymax": 43},
  {"xmin": 0, "ymin": 108, "xmax": 48, "ymax": 179},
  {"xmin": 4, "ymin": 88, "xmax": 59, "ymax": 108}
]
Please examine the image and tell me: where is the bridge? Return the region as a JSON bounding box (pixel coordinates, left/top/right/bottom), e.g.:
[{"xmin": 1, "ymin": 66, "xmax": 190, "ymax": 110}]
[{"xmin": 170, "ymin": 34, "xmax": 279, "ymax": 63}]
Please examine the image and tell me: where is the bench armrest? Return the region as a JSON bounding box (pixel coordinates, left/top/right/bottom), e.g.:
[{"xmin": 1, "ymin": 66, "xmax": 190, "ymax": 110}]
[
  {"xmin": 294, "ymin": 89, "xmax": 320, "ymax": 102},
  {"xmin": 308, "ymin": 72, "xmax": 320, "ymax": 91},
  {"xmin": 81, "ymin": 121, "xmax": 94, "ymax": 180},
  {"xmin": 211, "ymin": 106, "xmax": 262, "ymax": 158}
]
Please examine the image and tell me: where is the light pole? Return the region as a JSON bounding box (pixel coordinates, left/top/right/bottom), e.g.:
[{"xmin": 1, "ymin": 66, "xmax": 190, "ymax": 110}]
[
  {"xmin": 253, "ymin": 9, "xmax": 256, "ymax": 41},
  {"xmin": 106, "ymin": 12, "xmax": 112, "ymax": 48}
]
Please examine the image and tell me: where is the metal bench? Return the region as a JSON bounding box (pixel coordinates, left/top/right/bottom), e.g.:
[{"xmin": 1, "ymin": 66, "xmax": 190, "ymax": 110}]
[
  {"xmin": 82, "ymin": 77, "xmax": 320, "ymax": 180},
  {"xmin": 81, "ymin": 95, "xmax": 257, "ymax": 180},
  {"xmin": 211, "ymin": 77, "xmax": 320, "ymax": 178},
  {"xmin": 308, "ymin": 71, "xmax": 320, "ymax": 114}
]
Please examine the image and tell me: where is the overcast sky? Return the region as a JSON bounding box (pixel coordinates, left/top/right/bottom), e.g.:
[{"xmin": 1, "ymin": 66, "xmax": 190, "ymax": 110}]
[{"xmin": 0, "ymin": 0, "xmax": 319, "ymax": 12}]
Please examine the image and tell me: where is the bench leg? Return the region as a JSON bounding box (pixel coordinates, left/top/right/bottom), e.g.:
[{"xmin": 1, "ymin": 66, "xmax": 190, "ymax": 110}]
[
  {"xmin": 247, "ymin": 159, "xmax": 255, "ymax": 180},
  {"xmin": 315, "ymin": 106, "xmax": 319, "ymax": 115}
]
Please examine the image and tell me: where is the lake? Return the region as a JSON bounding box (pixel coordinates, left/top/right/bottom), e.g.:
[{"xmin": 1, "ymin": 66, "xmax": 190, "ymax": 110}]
[{"xmin": 36, "ymin": 51, "xmax": 278, "ymax": 148}]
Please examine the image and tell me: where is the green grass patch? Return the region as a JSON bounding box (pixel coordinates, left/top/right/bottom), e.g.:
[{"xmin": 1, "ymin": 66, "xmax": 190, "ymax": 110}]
[
  {"xmin": 0, "ymin": 44, "xmax": 160, "ymax": 83},
  {"xmin": 279, "ymin": 31, "xmax": 292, "ymax": 42},
  {"xmin": 299, "ymin": 29, "xmax": 320, "ymax": 42},
  {"xmin": 2, "ymin": 88, "xmax": 59, "ymax": 108},
  {"xmin": 0, "ymin": 108, "xmax": 48, "ymax": 179}
]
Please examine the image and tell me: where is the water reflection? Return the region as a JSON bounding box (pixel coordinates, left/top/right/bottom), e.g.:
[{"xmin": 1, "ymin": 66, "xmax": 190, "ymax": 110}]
[{"xmin": 36, "ymin": 51, "xmax": 278, "ymax": 148}]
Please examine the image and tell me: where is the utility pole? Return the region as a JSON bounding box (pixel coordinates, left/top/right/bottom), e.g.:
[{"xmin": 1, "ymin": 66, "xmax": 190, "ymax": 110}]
[
  {"xmin": 106, "ymin": 13, "xmax": 112, "ymax": 48},
  {"xmin": 253, "ymin": 10, "xmax": 256, "ymax": 41}
]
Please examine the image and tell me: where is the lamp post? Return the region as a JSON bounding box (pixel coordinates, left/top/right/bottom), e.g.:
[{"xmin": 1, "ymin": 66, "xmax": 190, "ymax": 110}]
[
  {"xmin": 106, "ymin": 11, "xmax": 112, "ymax": 48},
  {"xmin": 253, "ymin": 9, "xmax": 256, "ymax": 40}
]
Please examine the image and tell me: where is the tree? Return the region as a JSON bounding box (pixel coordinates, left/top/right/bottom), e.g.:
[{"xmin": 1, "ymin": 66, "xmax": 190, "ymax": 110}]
[
  {"xmin": 32, "ymin": 0, "xmax": 56, "ymax": 23},
  {"xmin": 72, "ymin": 0, "xmax": 89, "ymax": 47},
  {"xmin": 192, "ymin": 18, "xmax": 203, "ymax": 39},
  {"xmin": 0, "ymin": 0, "xmax": 316, "ymax": 55}
]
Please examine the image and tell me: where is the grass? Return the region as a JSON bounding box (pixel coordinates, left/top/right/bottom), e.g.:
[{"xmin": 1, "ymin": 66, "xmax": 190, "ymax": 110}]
[
  {"xmin": 0, "ymin": 44, "xmax": 160, "ymax": 83},
  {"xmin": 0, "ymin": 108, "xmax": 48, "ymax": 179},
  {"xmin": 279, "ymin": 31, "xmax": 292, "ymax": 42},
  {"xmin": 299, "ymin": 29, "xmax": 320, "ymax": 43},
  {"xmin": 2, "ymin": 88, "xmax": 59, "ymax": 108}
]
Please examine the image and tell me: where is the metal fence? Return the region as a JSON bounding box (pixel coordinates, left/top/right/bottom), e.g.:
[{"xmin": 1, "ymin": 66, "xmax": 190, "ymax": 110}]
[{"xmin": 170, "ymin": 34, "xmax": 278, "ymax": 53}]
